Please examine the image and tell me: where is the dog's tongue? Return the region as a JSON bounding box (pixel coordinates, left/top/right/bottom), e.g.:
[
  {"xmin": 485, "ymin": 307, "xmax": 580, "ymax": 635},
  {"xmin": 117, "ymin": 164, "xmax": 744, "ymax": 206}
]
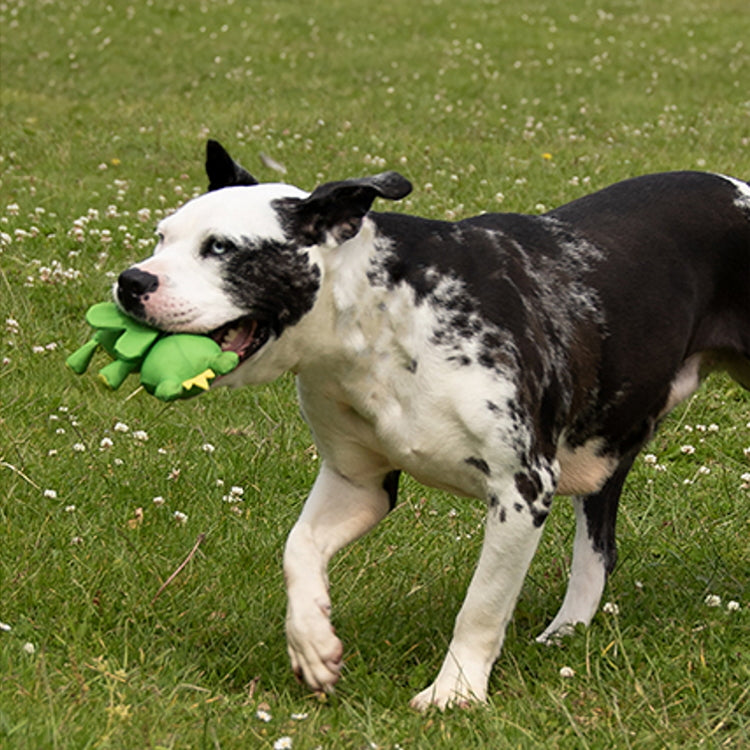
[{"xmin": 219, "ymin": 319, "xmax": 257, "ymax": 355}]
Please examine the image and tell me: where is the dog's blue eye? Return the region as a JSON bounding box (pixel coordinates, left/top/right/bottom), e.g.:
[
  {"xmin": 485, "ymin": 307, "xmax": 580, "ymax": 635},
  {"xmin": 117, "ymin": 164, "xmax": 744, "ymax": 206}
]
[{"xmin": 207, "ymin": 238, "xmax": 230, "ymax": 256}]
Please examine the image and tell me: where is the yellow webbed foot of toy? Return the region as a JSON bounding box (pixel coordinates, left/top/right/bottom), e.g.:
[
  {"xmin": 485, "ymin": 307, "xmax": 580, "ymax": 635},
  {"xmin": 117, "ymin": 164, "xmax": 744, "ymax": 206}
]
[{"xmin": 181, "ymin": 368, "xmax": 216, "ymax": 392}]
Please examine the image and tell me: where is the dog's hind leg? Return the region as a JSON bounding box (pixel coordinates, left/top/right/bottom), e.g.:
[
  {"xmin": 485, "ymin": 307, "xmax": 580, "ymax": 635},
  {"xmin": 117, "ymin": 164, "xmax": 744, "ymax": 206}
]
[
  {"xmin": 411, "ymin": 475, "xmax": 554, "ymax": 711},
  {"xmin": 283, "ymin": 460, "xmax": 394, "ymax": 693},
  {"xmin": 536, "ymin": 454, "xmax": 635, "ymax": 644}
]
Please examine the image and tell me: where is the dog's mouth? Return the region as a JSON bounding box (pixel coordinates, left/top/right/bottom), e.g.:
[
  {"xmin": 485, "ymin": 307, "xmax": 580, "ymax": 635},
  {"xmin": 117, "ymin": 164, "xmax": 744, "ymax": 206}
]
[{"xmin": 210, "ymin": 316, "xmax": 271, "ymax": 362}]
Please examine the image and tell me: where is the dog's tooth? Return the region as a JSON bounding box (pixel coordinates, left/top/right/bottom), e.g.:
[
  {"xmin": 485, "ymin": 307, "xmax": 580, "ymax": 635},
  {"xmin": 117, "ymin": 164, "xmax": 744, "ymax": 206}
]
[{"xmin": 222, "ymin": 327, "xmax": 239, "ymax": 346}]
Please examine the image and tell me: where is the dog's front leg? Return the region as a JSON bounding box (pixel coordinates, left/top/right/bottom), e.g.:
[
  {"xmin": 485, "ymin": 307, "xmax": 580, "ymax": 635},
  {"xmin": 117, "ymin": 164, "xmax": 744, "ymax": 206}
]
[
  {"xmin": 284, "ymin": 460, "xmax": 392, "ymax": 693},
  {"xmin": 411, "ymin": 492, "xmax": 549, "ymax": 711}
]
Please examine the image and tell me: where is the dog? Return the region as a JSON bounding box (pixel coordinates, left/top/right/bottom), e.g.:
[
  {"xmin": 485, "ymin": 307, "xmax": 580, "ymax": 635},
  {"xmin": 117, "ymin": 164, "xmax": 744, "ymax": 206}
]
[{"xmin": 115, "ymin": 140, "xmax": 750, "ymax": 710}]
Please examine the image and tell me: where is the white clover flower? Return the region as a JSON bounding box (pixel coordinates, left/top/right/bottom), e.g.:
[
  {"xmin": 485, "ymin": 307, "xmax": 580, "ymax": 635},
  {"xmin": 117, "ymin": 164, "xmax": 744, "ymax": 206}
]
[
  {"xmin": 680, "ymin": 445, "xmax": 695, "ymax": 455},
  {"xmin": 230, "ymin": 486, "xmax": 244, "ymax": 497},
  {"xmin": 100, "ymin": 437, "xmax": 114, "ymax": 449},
  {"xmin": 201, "ymin": 442, "xmax": 215, "ymax": 453},
  {"xmin": 0, "ymin": 622, "xmax": 11, "ymax": 632},
  {"xmin": 173, "ymin": 511, "xmax": 188, "ymax": 525},
  {"xmin": 64, "ymin": 505, "xmax": 76, "ymax": 513},
  {"xmin": 72, "ymin": 443, "xmax": 86, "ymax": 453},
  {"xmin": 704, "ymin": 594, "xmax": 721, "ymax": 608},
  {"xmin": 22, "ymin": 642, "xmax": 36, "ymax": 655},
  {"xmin": 256, "ymin": 709, "xmax": 272, "ymax": 723},
  {"xmin": 273, "ymin": 738, "xmax": 292, "ymax": 750},
  {"xmin": 559, "ymin": 666, "xmax": 575, "ymax": 678},
  {"xmin": 43, "ymin": 489, "xmax": 58, "ymax": 499},
  {"xmin": 71, "ymin": 536, "xmax": 84, "ymax": 546},
  {"xmin": 291, "ymin": 712, "xmax": 309, "ymax": 721},
  {"xmin": 132, "ymin": 430, "xmax": 149, "ymax": 441},
  {"xmin": 726, "ymin": 601, "xmax": 741, "ymax": 612},
  {"xmin": 152, "ymin": 496, "xmax": 166, "ymax": 507},
  {"xmin": 114, "ymin": 421, "xmax": 129, "ymax": 433},
  {"xmin": 643, "ymin": 453, "xmax": 658, "ymax": 465},
  {"xmin": 602, "ymin": 601, "xmax": 619, "ymax": 615}
]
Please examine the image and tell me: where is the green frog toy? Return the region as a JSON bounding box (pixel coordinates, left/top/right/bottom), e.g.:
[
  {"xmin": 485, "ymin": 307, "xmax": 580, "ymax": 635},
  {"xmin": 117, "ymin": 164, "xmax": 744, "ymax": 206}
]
[{"xmin": 66, "ymin": 302, "xmax": 239, "ymax": 401}]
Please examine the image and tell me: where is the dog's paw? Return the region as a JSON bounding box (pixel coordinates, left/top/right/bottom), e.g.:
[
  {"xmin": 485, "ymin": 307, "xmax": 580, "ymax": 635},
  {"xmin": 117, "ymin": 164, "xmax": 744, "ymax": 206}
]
[
  {"xmin": 286, "ymin": 600, "xmax": 344, "ymax": 693},
  {"xmin": 409, "ymin": 678, "xmax": 486, "ymax": 712},
  {"xmin": 536, "ymin": 621, "xmax": 577, "ymax": 645}
]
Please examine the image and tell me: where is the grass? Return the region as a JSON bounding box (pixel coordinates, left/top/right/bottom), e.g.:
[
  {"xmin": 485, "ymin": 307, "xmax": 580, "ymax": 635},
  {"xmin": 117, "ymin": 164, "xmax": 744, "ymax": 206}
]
[{"xmin": 1, "ymin": 0, "xmax": 749, "ymax": 747}]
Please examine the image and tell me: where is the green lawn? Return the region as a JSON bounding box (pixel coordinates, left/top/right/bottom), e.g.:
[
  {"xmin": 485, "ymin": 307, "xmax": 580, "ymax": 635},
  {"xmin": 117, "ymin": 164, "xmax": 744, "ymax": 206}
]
[{"xmin": 1, "ymin": 0, "xmax": 748, "ymax": 747}]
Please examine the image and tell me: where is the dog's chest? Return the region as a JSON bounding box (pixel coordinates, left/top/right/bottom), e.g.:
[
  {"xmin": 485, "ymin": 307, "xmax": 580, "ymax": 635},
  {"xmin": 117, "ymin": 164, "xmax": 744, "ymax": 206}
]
[{"xmin": 297, "ymin": 283, "xmax": 521, "ymax": 497}]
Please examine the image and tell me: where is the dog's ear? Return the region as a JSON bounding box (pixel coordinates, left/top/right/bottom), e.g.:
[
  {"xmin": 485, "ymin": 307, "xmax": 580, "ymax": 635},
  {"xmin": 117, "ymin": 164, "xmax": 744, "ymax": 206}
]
[
  {"xmin": 289, "ymin": 172, "xmax": 412, "ymax": 245},
  {"xmin": 205, "ymin": 140, "xmax": 258, "ymax": 191}
]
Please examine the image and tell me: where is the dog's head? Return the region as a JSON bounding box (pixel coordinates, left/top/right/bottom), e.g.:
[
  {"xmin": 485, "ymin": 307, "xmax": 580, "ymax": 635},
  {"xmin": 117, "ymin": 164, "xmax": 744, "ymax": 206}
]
[{"xmin": 115, "ymin": 140, "xmax": 411, "ymax": 381}]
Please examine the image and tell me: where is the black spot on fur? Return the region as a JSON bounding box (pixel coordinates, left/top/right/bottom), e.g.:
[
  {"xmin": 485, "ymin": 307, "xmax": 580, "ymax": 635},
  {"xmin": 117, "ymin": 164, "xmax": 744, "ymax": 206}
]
[
  {"xmin": 465, "ymin": 456, "xmax": 491, "ymax": 476},
  {"xmin": 382, "ymin": 470, "xmax": 401, "ymax": 511},
  {"xmin": 514, "ymin": 471, "xmax": 542, "ymax": 504},
  {"xmin": 405, "ymin": 358, "xmax": 418, "ymax": 373},
  {"xmin": 222, "ymin": 237, "xmax": 321, "ymax": 338}
]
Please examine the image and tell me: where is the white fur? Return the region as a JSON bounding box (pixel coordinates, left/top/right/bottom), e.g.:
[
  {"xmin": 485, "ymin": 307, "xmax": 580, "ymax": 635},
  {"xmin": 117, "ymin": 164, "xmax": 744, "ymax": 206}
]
[{"xmin": 536, "ymin": 497, "xmax": 608, "ymax": 643}]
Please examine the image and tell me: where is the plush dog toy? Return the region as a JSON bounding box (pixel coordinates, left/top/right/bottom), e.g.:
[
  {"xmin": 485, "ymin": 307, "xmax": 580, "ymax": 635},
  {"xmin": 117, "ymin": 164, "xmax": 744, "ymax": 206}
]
[{"xmin": 66, "ymin": 302, "xmax": 238, "ymax": 401}]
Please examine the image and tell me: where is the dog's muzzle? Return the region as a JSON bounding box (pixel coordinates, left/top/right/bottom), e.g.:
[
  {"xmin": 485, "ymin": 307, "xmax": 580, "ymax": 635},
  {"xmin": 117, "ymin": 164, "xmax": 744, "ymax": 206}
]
[{"xmin": 117, "ymin": 268, "xmax": 159, "ymax": 316}]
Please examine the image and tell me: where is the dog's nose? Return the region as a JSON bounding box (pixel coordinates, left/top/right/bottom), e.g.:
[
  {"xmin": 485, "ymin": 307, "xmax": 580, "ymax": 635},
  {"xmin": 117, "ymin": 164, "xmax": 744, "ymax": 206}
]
[{"xmin": 117, "ymin": 268, "xmax": 159, "ymax": 313}]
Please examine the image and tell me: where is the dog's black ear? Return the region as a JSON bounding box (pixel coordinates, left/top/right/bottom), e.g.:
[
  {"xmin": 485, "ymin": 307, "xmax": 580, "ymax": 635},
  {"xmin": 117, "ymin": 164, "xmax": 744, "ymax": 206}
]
[
  {"xmin": 205, "ymin": 140, "xmax": 258, "ymax": 191},
  {"xmin": 289, "ymin": 172, "xmax": 412, "ymax": 245}
]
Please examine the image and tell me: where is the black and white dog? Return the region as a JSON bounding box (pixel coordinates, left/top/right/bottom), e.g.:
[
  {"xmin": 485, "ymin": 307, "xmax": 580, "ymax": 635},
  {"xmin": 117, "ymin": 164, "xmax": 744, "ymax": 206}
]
[{"xmin": 116, "ymin": 140, "xmax": 750, "ymax": 710}]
